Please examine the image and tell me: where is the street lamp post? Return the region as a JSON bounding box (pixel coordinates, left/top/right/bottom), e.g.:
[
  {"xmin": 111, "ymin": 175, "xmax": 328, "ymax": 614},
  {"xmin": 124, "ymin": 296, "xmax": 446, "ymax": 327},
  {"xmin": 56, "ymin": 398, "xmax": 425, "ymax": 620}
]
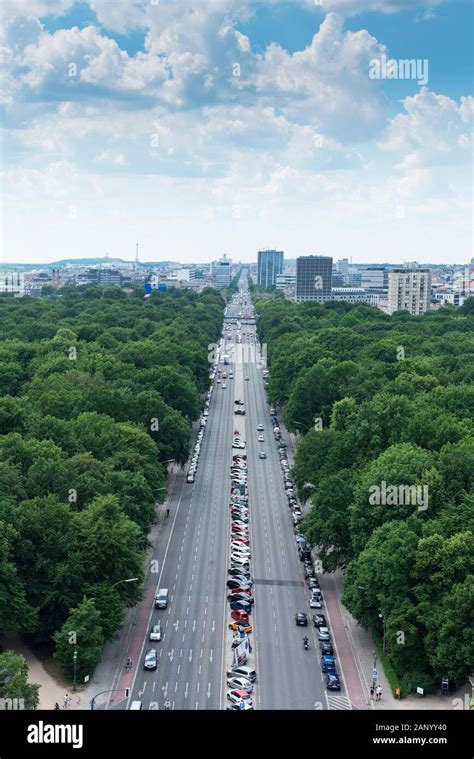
[
  {"xmin": 379, "ymin": 612, "xmax": 386, "ymax": 653},
  {"xmin": 72, "ymin": 649, "xmax": 77, "ymax": 692},
  {"xmin": 294, "ymin": 421, "xmax": 312, "ymax": 433},
  {"xmin": 112, "ymin": 578, "xmax": 139, "ymax": 590}
]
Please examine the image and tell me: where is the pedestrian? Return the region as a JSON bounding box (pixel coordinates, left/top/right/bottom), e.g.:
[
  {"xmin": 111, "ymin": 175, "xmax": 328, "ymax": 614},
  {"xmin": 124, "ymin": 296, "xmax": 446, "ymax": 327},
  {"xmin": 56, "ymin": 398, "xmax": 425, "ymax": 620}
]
[
  {"xmin": 369, "ymin": 686, "xmax": 374, "ymax": 700},
  {"xmin": 166, "ymin": 508, "xmax": 170, "ymax": 518},
  {"xmin": 376, "ymin": 685, "xmax": 383, "ymax": 701},
  {"xmin": 63, "ymin": 693, "xmax": 69, "ymax": 709},
  {"xmin": 54, "ymin": 702, "xmax": 60, "ymax": 710}
]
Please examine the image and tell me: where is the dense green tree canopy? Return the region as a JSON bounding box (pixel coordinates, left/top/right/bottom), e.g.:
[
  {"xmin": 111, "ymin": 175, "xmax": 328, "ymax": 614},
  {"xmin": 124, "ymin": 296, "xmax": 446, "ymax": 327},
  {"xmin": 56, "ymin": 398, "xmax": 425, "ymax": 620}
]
[{"xmin": 0, "ymin": 285, "xmax": 223, "ymax": 674}]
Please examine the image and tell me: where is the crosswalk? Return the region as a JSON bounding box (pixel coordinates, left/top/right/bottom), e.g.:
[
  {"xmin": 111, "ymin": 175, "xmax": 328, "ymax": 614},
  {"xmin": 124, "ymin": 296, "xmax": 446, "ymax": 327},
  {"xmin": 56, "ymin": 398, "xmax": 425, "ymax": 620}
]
[{"xmin": 326, "ymin": 694, "xmax": 353, "ymax": 710}]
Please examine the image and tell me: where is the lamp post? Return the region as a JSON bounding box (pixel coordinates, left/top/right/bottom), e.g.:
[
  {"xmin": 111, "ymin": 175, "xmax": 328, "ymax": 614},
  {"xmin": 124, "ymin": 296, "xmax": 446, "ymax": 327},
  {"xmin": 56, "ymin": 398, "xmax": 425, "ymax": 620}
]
[
  {"xmin": 72, "ymin": 649, "xmax": 77, "ymax": 692},
  {"xmin": 112, "ymin": 578, "xmax": 139, "ymax": 590},
  {"xmin": 294, "ymin": 421, "xmax": 312, "ymax": 433},
  {"xmin": 379, "ymin": 612, "xmax": 386, "ymax": 653}
]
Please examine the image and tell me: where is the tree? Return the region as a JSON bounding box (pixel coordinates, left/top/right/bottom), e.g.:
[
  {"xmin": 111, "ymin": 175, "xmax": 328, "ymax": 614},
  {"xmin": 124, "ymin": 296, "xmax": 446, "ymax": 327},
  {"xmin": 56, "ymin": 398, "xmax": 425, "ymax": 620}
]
[
  {"xmin": 53, "ymin": 598, "xmax": 104, "ymax": 682},
  {"xmin": 0, "ymin": 521, "xmax": 37, "ymax": 633},
  {"xmin": 72, "ymin": 495, "xmax": 144, "ymax": 601},
  {"xmin": 0, "ymin": 651, "xmax": 40, "ymax": 709}
]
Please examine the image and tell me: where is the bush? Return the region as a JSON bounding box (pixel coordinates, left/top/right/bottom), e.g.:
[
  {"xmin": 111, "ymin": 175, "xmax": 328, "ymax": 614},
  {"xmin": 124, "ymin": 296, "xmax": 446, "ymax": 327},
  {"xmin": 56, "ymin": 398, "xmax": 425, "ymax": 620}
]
[{"xmin": 400, "ymin": 670, "xmax": 437, "ymax": 696}]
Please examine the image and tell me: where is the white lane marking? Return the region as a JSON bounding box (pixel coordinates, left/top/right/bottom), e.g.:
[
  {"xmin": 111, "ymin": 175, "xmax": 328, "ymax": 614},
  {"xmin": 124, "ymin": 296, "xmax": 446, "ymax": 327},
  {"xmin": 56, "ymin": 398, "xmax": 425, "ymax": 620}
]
[
  {"xmin": 184, "ymin": 683, "xmax": 189, "ymax": 699},
  {"xmin": 189, "ymin": 649, "xmax": 193, "ymax": 662},
  {"xmin": 207, "ymin": 683, "xmax": 212, "ymax": 699}
]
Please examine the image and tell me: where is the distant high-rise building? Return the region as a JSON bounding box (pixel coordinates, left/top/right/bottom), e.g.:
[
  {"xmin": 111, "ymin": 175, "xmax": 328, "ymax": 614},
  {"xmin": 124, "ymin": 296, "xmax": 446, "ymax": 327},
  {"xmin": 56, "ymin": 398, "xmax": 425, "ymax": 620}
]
[
  {"xmin": 361, "ymin": 268, "xmax": 389, "ymax": 290},
  {"xmin": 257, "ymin": 249, "xmax": 284, "ymax": 287},
  {"xmin": 336, "ymin": 258, "xmax": 349, "ymax": 283},
  {"xmin": 98, "ymin": 268, "xmax": 122, "ymax": 286},
  {"xmin": 295, "ymin": 255, "xmax": 333, "ymax": 302},
  {"xmin": 211, "ymin": 254, "xmax": 232, "ymax": 288},
  {"xmin": 387, "ymin": 269, "xmax": 431, "ymax": 315}
]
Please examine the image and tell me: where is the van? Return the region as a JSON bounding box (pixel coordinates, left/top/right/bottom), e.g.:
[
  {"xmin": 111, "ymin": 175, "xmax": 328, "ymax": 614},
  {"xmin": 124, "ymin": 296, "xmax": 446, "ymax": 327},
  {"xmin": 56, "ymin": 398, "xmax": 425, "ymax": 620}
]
[
  {"xmin": 130, "ymin": 701, "xmax": 142, "ymax": 710},
  {"xmin": 154, "ymin": 589, "xmax": 169, "ymax": 609}
]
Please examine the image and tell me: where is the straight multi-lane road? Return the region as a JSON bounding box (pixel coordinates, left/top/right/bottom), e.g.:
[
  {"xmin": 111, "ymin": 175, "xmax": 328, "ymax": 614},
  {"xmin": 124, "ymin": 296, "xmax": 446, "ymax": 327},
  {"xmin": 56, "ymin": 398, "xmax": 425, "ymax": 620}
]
[{"xmin": 126, "ymin": 274, "xmax": 349, "ymax": 710}]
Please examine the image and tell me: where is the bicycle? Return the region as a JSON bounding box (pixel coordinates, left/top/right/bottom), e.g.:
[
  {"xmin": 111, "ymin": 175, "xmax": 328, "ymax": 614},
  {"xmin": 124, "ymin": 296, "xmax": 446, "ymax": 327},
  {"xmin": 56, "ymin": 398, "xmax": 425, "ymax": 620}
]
[{"xmin": 125, "ymin": 658, "xmax": 133, "ymax": 671}]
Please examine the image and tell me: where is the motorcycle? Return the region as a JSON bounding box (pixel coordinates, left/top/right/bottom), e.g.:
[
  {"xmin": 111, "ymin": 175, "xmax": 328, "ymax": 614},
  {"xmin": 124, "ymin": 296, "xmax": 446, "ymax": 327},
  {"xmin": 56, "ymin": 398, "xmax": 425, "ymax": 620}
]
[{"xmin": 303, "ymin": 637, "xmax": 309, "ymax": 651}]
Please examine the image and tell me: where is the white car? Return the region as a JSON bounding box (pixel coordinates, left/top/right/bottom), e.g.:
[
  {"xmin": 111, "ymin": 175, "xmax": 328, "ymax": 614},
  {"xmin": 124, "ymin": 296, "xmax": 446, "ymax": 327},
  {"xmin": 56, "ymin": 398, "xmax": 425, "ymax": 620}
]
[
  {"xmin": 227, "ymin": 690, "xmax": 253, "ymax": 705},
  {"xmin": 310, "ymin": 596, "xmax": 323, "ymax": 609},
  {"xmin": 203, "ymin": 409, "xmax": 209, "ymax": 416},
  {"xmin": 226, "ymin": 677, "xmax": 254, "ymax": 693},
  {"xmin": 258, "ymin": 435, "xmax": 264, "ymax": 442},
  {"xmin": 318, "ymin": 627, "xmax": 330, "ymax": 641},
  {"xmin": 222, "ymin": 383, "xmax": 227, "ymax": 389},
  {"xmin": 186, "ymin": 473, "xmax": 194, "ymax": 483},
  {"xmin": 149, "ymin": 623, "xmax": 162, "ymax": 641},
  {"xmin": 257, "ymin": 424, "xmax": 264, "ymax": 431}
]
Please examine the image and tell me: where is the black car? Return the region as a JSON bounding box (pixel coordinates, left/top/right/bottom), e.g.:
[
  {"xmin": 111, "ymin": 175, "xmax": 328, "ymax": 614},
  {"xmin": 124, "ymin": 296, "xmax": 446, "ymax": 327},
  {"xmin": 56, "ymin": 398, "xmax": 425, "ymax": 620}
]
[
  {"xmin": 295, "ymin": 612, "xmax": 308, "ymax": 626},
  {"xmin": 313, "ymin": 614, "xmax": 326, "ymax": 628},
  {"xmin": 320, "ymin": 642, "xmax": 334, "ymax": 656},
  {"xmin": 234, "ymin": 409, "xmax": 246, "ymax": 415},
  {"xmin": 228, "ymin": 568, "xmax": 251, "ymax": 577},
  {"xmin": 234, "ymin": 400, "xmax": 244, "ymax": 405},
  {"xmin": 326, "ymin": 673, "xmax": 341, "ymax": 691}
]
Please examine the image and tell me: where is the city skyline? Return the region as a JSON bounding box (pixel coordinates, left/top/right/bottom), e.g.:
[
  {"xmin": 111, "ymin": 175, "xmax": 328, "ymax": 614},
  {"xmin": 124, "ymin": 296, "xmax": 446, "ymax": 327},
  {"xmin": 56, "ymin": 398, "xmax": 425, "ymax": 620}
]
[{"xmin": 1, "ymin": 0, "xmax": 472, "ymax": 265}]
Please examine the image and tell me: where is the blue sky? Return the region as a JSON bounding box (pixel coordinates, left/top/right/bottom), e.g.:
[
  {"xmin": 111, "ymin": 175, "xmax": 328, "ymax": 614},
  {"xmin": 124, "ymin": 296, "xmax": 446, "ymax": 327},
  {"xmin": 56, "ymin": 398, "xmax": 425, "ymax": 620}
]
[{"xmin": 1, "ymin": 0, "xmax": 472, "ymax": 264}]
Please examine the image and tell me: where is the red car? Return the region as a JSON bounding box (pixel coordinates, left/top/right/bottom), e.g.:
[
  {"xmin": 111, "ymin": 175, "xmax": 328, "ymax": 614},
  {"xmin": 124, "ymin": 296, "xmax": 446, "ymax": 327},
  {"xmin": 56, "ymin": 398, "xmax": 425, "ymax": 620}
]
[
  {"xmin": 231, "ymin": 537, "xmax": 250, "ymax": 545},
  {"xmin": 231, "ymin": 610, "xmax": 249, "ymax": 624}
]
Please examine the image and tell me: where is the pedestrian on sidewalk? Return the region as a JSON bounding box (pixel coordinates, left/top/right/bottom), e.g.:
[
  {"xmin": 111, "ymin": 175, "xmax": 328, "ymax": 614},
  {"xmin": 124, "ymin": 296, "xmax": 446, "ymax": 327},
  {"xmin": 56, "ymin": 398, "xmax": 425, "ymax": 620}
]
[
  {"xmin": 166, "ymin": 508, "xmax": 170, "ymax": 518},
  {"xmin": 63, "ymin": 693, "xmax": 70, "ymax": 709},
  {"xmin": 54, "ymin": 702, "xmax": 60, "ymax": 710},
  {"xmin": 376, "ymin": 685, "xmax": 383, "ymax": 701},
  {"xmin": 369, "ymin": 686, "xmax": 375, "ymax": 700}
]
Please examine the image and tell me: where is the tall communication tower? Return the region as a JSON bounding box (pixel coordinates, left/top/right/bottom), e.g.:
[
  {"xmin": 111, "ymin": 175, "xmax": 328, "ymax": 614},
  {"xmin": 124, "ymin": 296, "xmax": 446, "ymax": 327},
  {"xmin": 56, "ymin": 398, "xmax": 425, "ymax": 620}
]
[{"xmin": 135, "ymin": 242, "xmax": 139, "ymax": 264}]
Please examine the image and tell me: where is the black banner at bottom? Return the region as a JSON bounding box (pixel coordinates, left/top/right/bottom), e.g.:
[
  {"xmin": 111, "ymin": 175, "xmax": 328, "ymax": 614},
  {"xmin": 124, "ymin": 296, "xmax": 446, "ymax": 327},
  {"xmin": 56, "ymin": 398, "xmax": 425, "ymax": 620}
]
[{"xmin": 0, "ymin": 709, "xmax": 471, "ymax": 757}]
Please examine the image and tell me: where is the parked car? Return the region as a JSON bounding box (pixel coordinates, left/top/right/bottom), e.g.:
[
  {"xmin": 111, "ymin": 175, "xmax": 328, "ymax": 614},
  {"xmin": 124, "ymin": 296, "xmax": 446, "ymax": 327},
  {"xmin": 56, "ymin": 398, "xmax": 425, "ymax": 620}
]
[
  {"xmin": 227, "ymin": 677, "xmax": 254, "ymax": 693},
  {"xmin": 326, "ymin": 673, "xmax": 341, "ymax": 691},
  {"xmin": 227, "ymin": 665, "xmax": 257, "ymax": 682},
  {"xmin": 320, "ymin": 642, "xmax": 334, "ymax": 656},
  {"xmin": 318, "ymin": 627, "xmax": 330, "ymax": 641},
  {"xmin": 227, "ymin": 689, "xmax": 252, "ymax": 705},
  {"xmin": 312, "ymin": 614, "xmax": 327, "ymax": 628},
  {"xmin": 321, "ymin": 656, "xmax": 337, "ymax": 673}
]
